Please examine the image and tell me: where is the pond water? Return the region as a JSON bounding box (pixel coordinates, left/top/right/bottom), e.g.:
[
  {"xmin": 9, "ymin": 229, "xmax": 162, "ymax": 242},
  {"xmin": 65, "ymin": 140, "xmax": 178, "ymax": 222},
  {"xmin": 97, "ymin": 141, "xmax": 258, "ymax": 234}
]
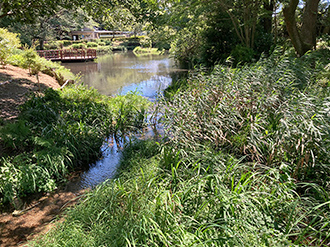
[
  {"xmin": 63, "ymin": 51, "xmax": 183, "ymax": 100},
  {"xmin": 63, "ymin": 52, "xmax": 183, "ymax": 188}
]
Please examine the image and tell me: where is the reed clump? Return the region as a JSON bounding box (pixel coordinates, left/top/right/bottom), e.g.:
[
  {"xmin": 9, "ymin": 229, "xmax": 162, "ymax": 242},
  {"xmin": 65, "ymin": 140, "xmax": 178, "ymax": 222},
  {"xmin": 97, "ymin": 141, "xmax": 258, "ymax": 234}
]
[
  {"xmin": 0, "ymin": 85, "xmax": 150, "ymax": 203},
  {"xmin": 30, "ymin": 48, "xmax": 330, "ymax": 246}
]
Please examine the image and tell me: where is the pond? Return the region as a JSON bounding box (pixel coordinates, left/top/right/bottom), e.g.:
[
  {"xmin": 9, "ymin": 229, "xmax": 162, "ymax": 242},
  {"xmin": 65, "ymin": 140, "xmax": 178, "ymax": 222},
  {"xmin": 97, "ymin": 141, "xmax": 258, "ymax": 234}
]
[
  {"xmin": 63, "ymin": 51, "xmax": 183, "ymax": 100},
  {"xmin": 62, "ymin": 51, "xmax": 184, "ymax": 188}
]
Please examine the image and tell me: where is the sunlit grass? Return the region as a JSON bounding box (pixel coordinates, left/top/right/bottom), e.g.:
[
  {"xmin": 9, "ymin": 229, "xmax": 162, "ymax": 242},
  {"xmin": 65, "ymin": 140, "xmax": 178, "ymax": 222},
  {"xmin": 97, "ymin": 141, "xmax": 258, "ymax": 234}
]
[
  {"xmin": 30, "ymin": 48, "xmax": 330, "ymax": 246},
  {"xmin": 0, "ymin": 85, "xmax": 150, "ymax": 203}
]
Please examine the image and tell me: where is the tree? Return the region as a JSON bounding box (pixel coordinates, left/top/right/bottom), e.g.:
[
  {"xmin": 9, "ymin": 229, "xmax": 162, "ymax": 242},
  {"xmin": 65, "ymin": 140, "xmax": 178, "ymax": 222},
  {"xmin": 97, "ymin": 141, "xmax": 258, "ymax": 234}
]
[
  {"xmin": 7, "ymin": 8, "xmax": 96, "ymax": 49},
  {"xmin": 0, "ymin": 0, "xmax": 87, "ymax": 24},
  {"xmin": 283, "ymin": 0, "xmax": 320, "ymax": 56}
]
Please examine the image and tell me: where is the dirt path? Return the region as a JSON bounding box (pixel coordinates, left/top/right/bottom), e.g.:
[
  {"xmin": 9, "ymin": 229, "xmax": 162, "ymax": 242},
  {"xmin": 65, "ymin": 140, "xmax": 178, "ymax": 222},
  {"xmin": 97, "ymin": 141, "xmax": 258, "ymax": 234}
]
[
  {"xmin": 0, "ymin": 64, "xmax": 60, "ymax": 121},
  {"xmin": 0, "ymin": 186, "xmax": 87, "ymax": 247},
  {"xmin": 0, "ymin": 65, "xmax": 85, "ymax": 246}
]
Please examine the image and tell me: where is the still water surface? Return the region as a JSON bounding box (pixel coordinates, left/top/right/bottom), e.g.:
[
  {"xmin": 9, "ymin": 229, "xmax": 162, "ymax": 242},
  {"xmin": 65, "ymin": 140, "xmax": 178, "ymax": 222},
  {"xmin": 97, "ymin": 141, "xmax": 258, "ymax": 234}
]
[
  {"xmin": 64, "ymin": 52, "xmax": 181, "ymax": 100},
  {"xmin": 63, "ymin": 52, "xmax": 182, "ymax": 188}
]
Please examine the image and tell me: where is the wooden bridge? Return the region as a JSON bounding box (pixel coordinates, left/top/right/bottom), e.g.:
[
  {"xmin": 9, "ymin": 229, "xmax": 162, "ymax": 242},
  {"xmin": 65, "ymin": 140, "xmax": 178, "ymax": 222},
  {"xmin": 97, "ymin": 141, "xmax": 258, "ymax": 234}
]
[{"xmin": 37, "ymin": 49, "xmax": 97, "ymax": 62}]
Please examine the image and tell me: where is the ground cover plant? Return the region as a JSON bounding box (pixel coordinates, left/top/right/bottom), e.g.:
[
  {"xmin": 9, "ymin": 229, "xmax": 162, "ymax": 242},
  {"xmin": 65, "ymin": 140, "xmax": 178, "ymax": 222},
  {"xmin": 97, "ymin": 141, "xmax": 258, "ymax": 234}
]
[
  {"xmin": 29, "ymin": 47, "xmax": 330, "ymax": 246},
  {"xmin": 0, "ymin": 85, "xmax": 150, "ymax": 203}
]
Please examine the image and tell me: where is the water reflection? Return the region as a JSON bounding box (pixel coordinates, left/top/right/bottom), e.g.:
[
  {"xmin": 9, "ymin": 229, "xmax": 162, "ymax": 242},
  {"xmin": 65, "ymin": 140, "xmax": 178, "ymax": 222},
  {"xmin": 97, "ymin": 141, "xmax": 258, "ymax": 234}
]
[
  {"xmin": 62, "ymin": 52, "xmax": 184, "ymax": 188},
  {"xmin": 63, "ymin": 52, "xmax": 182, "ymax": 100}
]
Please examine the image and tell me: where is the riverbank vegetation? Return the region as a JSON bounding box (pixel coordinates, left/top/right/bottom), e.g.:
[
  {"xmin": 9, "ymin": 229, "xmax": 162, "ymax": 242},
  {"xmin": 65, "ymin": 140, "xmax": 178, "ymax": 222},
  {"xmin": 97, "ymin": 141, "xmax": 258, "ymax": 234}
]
[
  {"xmin": 0, "ymin": 28, "xmax": 74, "ymax": 84},
  {"xmin": 1, "ymin": 0, "xmax": 330, "ymax": 246},
  {"xmin": 0, "ymin": 85, "xmax": 149, "ymax": 204},
  {"xmin": 30, "ymin": 46, "xmax": 330, "ymax": 246},
  {"xmin": 133, "ymin": 46, "xmax": 164, "ymax": 56}
]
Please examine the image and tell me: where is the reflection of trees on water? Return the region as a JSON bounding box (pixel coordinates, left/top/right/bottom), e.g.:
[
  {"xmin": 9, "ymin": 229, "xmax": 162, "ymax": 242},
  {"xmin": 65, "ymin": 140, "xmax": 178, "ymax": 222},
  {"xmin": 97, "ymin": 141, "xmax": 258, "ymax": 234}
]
[
  {"xmin": 63, "ymin": 52, "xmax": 186, "ymax": 97},
  {"xmin": 62, "ymin": 62, "xmax": 98, "ymax": 76}
]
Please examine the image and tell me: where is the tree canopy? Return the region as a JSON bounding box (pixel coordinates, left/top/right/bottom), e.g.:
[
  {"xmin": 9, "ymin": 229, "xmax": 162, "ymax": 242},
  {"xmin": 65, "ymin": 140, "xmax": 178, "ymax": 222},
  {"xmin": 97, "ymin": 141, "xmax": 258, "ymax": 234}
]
[
  {"xmin": 0, "ymin": 0, "xmax": 88, "ymax": 23},
  {"xmin": 1, "ymin": 0, "xmax": 329, "ymax": 64}
]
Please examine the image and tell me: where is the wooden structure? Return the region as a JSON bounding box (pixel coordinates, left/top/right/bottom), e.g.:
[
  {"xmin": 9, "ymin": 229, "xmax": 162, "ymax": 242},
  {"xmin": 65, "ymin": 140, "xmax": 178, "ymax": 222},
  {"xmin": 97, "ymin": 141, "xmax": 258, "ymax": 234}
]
[{"xmin": 37, "ymin": 49, "xmax": 97, "ymax": 62}]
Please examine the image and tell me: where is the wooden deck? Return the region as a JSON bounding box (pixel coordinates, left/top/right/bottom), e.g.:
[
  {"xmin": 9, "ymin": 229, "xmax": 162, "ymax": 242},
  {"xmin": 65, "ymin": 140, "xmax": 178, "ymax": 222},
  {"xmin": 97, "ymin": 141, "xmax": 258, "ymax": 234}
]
[{"xmin": 37, "ymin": 49, "xmax": 97, "ymax": 62}]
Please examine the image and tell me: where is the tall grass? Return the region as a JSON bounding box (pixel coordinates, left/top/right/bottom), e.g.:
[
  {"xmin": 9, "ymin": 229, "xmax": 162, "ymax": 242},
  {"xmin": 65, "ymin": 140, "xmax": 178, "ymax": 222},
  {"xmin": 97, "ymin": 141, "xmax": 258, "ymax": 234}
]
[
  {"xmin": 31, "ymin": 140, "xmax": 329, "ymax": 246},
  {"xmin": 30, "ymin": 48, "xmax": 330, "ymax": 246},
  {"xmin": 0, "ymin": 85, "xmax": 150, "ymax": 203},
  {"xmin": 162, "ymin": 48, "xmax": 330, "ymax": 186}
]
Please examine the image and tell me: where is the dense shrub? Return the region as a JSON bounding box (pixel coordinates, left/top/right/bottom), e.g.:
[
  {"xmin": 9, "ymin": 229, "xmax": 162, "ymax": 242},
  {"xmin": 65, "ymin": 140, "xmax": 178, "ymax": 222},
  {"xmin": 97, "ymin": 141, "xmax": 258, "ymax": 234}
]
[
  {"xmin": 32, "ymin": 139, "xmax": 330, "ymax": 246},
  {"xmin": 43, "ymin": 41, "xmax": 60, "ymax": 50},
  {"xmin": 169, "ymin": 27, "xmax": 203, "ymax": 68},
  {"xmin": 71, "ymin": 43, "xmax": 87, "ymax": 49},
  {"xmin": 86, "ymin": 41, "xmax": 98, "ymax": 47},
  {"xmin": 7, "ymin": 49, "xmax": 74, "ymax": 83},
  {"xmin": 230, "ymin": 44, "xmax": 255, "ymax": 65},
  {"xmin": 0, "ymin": 28, "xmax": 21, "ymax": 66},
  {"xmin": 62, "ymin": 40, "xmax": 72, "ymax": 47}
]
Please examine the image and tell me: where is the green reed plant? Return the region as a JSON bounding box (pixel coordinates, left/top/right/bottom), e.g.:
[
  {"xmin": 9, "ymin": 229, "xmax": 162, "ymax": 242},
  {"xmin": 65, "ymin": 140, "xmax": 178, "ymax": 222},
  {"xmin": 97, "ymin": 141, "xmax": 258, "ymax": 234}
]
[
  {"xmin": 161, "ymin": 48, "xmax": 330, "ymax": 185},
  {"xmin": 31, "ymin": 139, "xmax": 329, "ymax": 246},
  {"xmin": 0, "ymin": 85, "xmax": 150, "ymax": 203},
  {"xmin": 29, "ymin": 49, "xmax": 330, "ymax": 246}
]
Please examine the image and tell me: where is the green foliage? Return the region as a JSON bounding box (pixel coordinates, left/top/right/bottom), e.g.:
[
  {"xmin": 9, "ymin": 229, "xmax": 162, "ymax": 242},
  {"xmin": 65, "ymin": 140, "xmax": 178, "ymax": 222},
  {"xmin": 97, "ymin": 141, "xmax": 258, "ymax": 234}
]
[
  {"xmin": 230, "ymin": 44, "xmax": 255, "ymax": 65},
  {"xmin": 86, "ymin": 42, "xmax": 98, "ymax": 48},
  {"xmin": 0, "ymin": 0, "xmax": 87, "ymax": 23},
  {"xmin": 0, "ymin": 28, "xmax": 21, "ymax": 66},
  {"xmin": 169, "ymin": 27, "xmax": 203, "ymax": 68},
  {"xmin": 28, "ymin": 49, "xmax": 330, "ymax": 247},
  {"xmin": 0, "ymin": 85, "xmax": 150, "ymax": 203},
  {"xmin": 21, "ymin": 46, "xmax": 41, "ymax": 75},
  {"xmin": 71, "ymin": 43, "xmax": 87, "ymax": 49},
  {"xmin": 7, "ymin": 48, "xmax": 74, "ymax": 83},
  {"xmin": 100, "ymin": 39, "xmax": 112, "ymax": 46},
  {"xmin": 95, "ymin": 45, "xmax": 113, "ymax": 53},
  {"xmin": 31, "ymin": 139, "xmax": 330, "ymax": 246},
  {"xmin": 133, "ymin": 46, "xmax": 163, "ymax": 56},
  {"xmin": 62, "ymin": 40, "xmax": 73, "ymax": 47},
  {"xmin": 139, "ymin": 36, "xmax": 152, "ymax": 48},
  {"xmin": 162, "ymin": 48, "xmax": 330, "ymax": 186},
  {"xmin": 44, "ymin": 41, "xmax": 60, "ymax": 50}
]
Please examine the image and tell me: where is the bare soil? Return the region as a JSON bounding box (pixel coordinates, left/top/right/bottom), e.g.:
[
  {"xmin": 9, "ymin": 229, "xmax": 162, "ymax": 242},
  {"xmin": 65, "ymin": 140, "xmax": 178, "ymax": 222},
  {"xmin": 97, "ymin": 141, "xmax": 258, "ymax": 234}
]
[
  {"xmin": 0, "ymin": 65, "xmax": 86, "ymax": 247},
  {"xmin": 0, "ymin": 64, "xmax": 60, "ymax": 121}
]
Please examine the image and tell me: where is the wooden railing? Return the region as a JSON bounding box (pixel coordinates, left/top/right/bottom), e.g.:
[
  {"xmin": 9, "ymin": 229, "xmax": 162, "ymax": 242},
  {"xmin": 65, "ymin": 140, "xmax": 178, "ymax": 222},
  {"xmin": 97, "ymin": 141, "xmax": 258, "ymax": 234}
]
[{"xmin": 37, "ymin": 49, "xmax": 97, "ymax": 61}]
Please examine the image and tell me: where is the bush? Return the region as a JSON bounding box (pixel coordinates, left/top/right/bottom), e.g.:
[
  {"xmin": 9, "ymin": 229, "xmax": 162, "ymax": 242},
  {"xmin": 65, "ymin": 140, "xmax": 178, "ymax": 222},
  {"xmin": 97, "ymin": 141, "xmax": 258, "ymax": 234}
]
[
  {"xmin": 43, "ymin": 41, "xmax": 60, "ymax": 50},
  {"xmin": 230, "ymin": 44, "xmax": 255, "ymax": 65},
  {"xmin": 140, "ymin": 37, "xmax": 152, "ymax": 48},
  {"xmin": 62, "ymin": 40, "xmax": 72, "ymax": 47},
  {"xmin": 0, "ymin": 28, "xmax": 21, "ymax": 66},
  {"xmin": 29, "ymin": 50, "xmax": 330, "ymax": 247},
  {"xmin": 86, "ymin": 42, "xmax": 98, "ymax": 48},
  {"xmin": 21, "ymin": 46, "xmax": 41, "ymax": 75},
  {"xmin": 71, "ymin": 43, "xmax": 87, "ymax": 49}
]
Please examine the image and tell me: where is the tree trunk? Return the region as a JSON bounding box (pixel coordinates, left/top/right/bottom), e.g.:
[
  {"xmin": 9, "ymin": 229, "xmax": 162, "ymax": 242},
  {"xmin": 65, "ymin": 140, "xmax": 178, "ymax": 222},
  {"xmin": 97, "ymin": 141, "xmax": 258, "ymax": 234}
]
[
  {"xmin": 301, "ymin": 0, "xmax": 320, "ymax": 49},
  {"xmin": 263, "ymin": 0, "xmax": 275, "ymax": 33},
  {"xmin": 39, "ymin": 38, "xmax": 45, "ymax": 50},
  {"xmin": 283, "ymin": 0, "xmax": 320, "ymax": 56}
]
